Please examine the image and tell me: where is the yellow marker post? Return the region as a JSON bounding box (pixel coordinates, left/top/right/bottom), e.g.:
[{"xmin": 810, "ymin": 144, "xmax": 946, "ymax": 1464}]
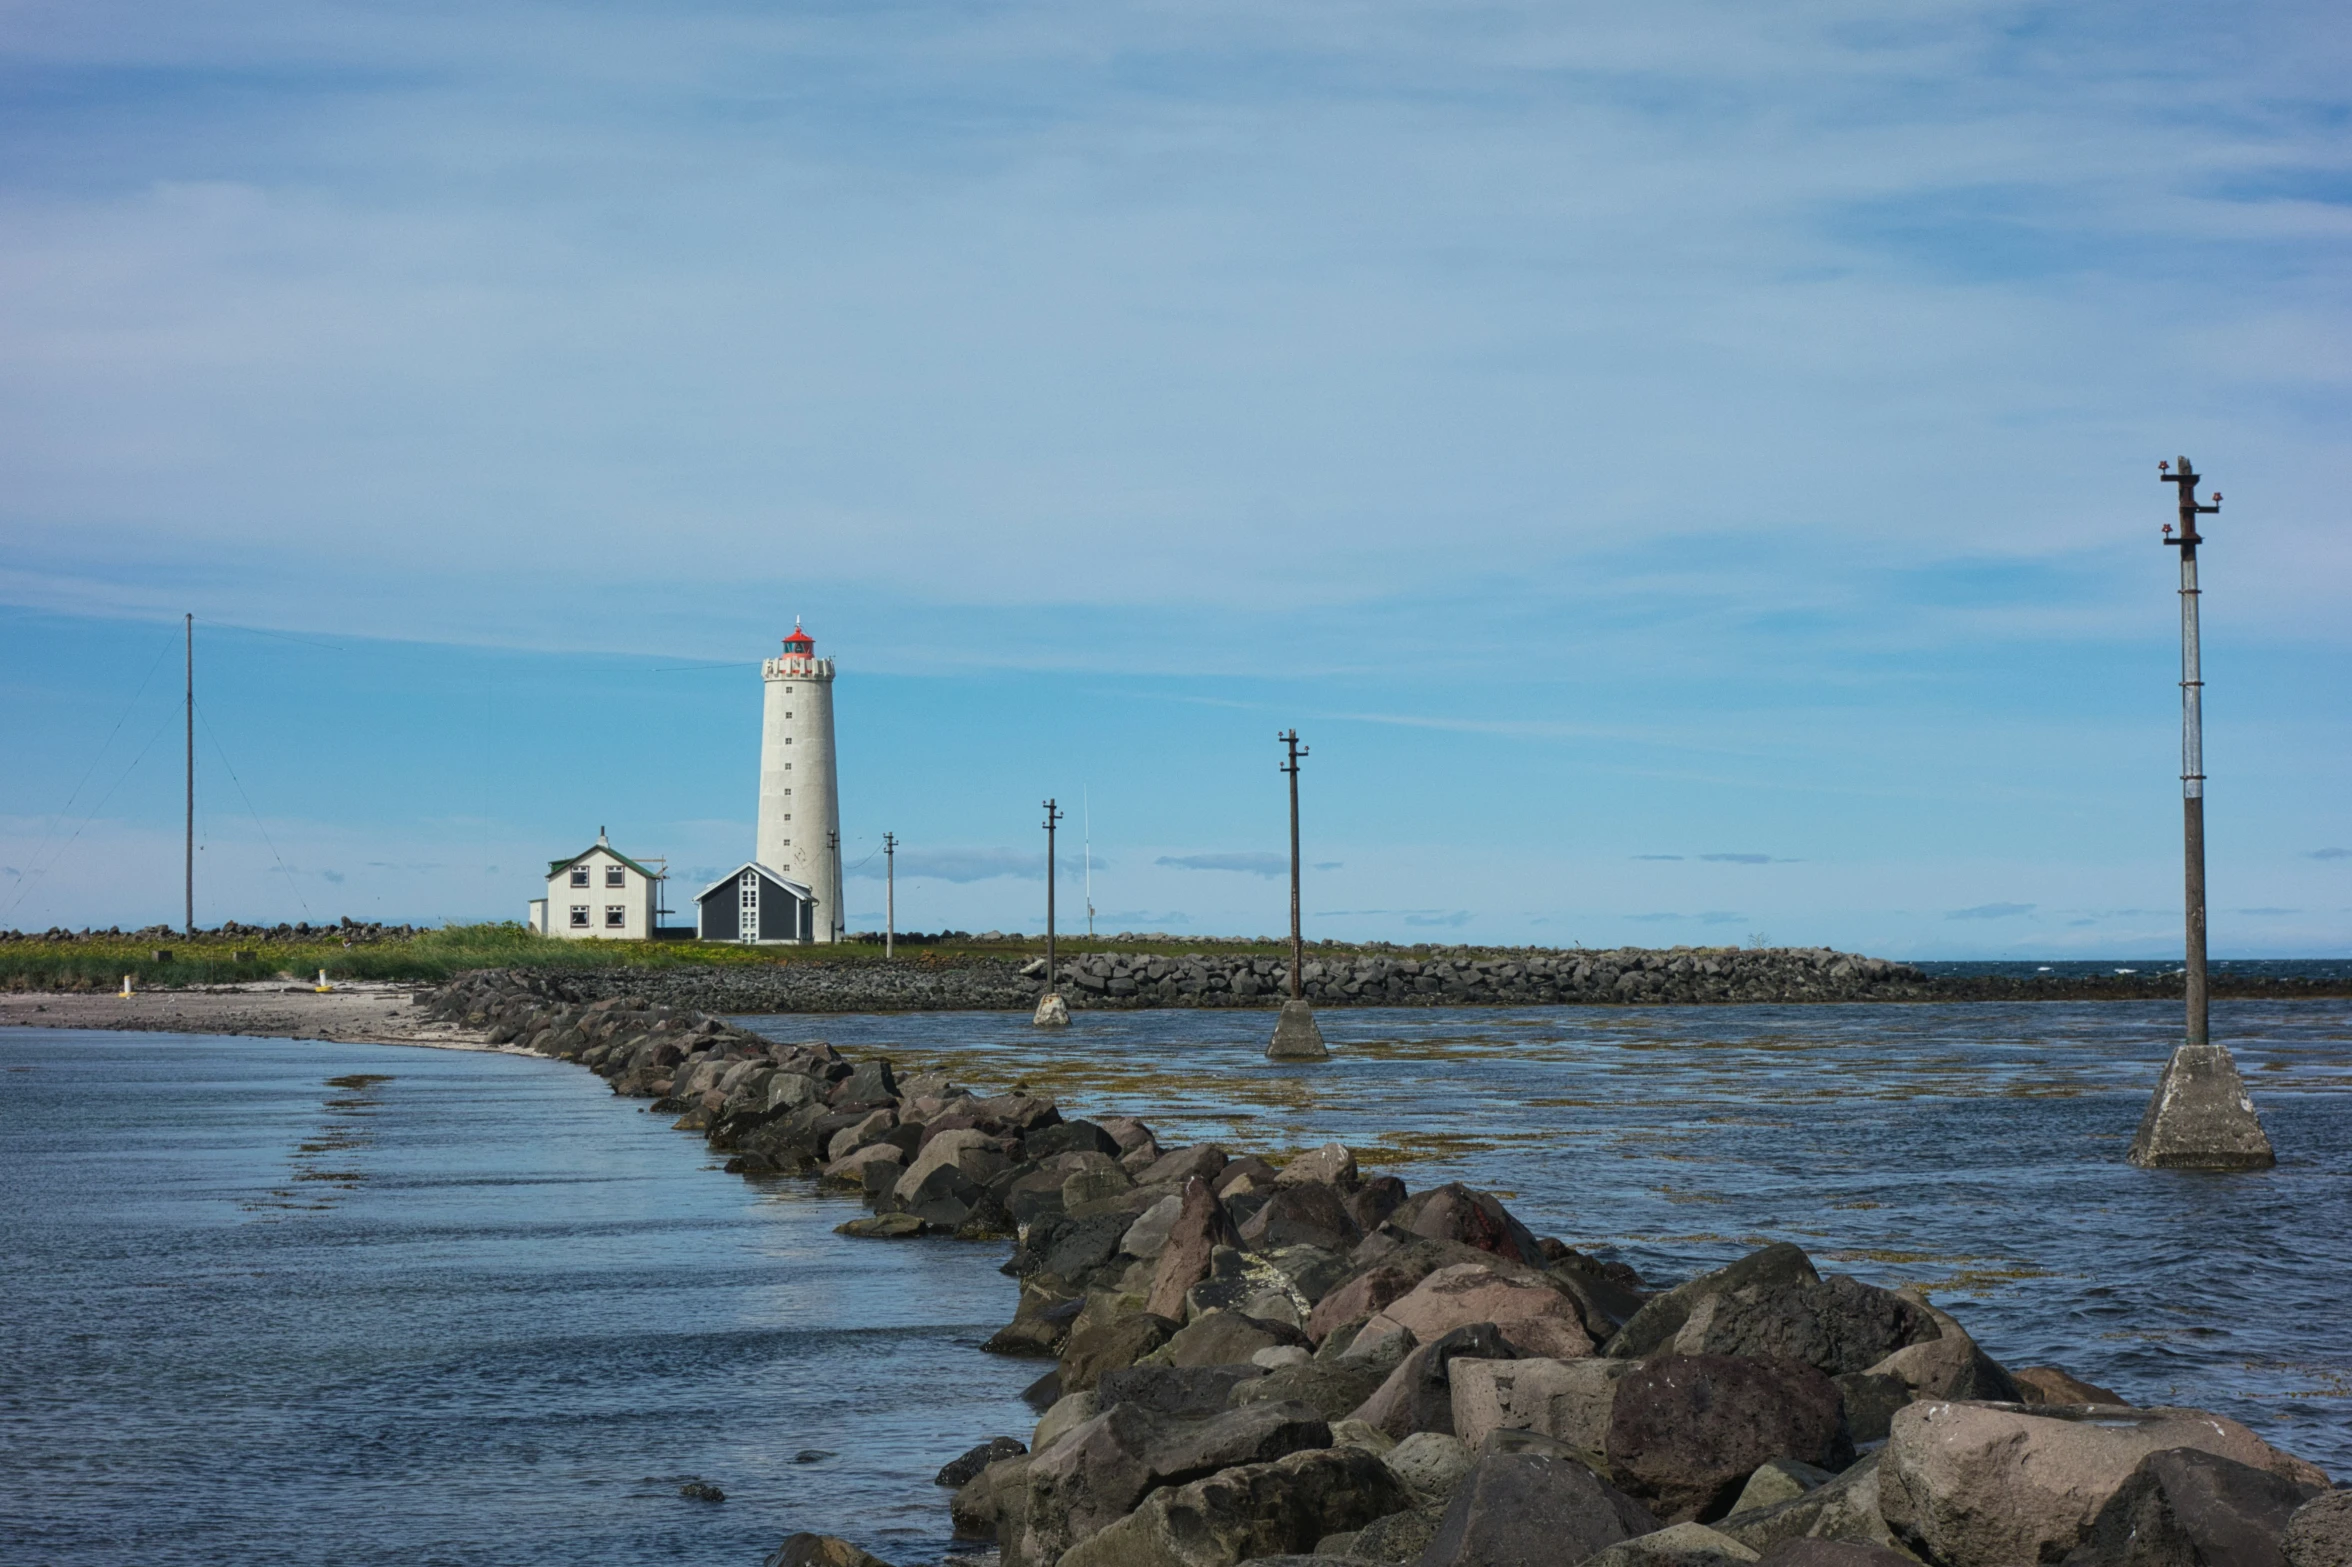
[
  {"xmin": 119, "ymin": 974, "xmax": 135, "ymax": 998},
  {"xmin": 314, "ymin": 968, "xmax": 332, "ymax": 993}
]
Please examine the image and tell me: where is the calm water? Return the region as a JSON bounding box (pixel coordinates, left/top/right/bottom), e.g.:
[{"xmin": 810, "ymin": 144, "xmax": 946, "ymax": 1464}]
[{"xmin": 5, "ymin": 1000, "xmax": 2349, "ymax": 1567}]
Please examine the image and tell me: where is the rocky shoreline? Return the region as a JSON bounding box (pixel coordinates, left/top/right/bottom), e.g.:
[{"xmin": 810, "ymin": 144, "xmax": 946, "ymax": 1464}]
[
  {"xmin": 497, "ymin": 945, "xmax": 2350, "ymax": 1014},
  {"xmin": 422, "ymin": 968, "xmax": 2346, "ymax": 1567}
]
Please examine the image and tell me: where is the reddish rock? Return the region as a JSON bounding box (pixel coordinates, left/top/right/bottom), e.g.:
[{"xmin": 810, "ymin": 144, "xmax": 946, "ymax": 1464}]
[
  {"xmin": 1146, "ymin": 1177, "xmax": 1242, "ymax": 1320},
  {"xmin": 1389, "ymin": 1183, "xmax": 1545, "ymax": 1266}
]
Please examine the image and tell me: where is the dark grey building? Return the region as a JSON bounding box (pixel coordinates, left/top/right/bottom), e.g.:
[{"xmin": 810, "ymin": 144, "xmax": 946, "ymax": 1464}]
[{"xmin": 694, "ymin": 863, "xmax": 816, "ymax": 945}]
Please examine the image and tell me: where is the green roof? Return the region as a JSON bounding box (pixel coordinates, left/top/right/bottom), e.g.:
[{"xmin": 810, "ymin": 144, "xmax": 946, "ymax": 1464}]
[{"xmin": 548, "ymin": 843, "xmax": 661, "ymax": 881}]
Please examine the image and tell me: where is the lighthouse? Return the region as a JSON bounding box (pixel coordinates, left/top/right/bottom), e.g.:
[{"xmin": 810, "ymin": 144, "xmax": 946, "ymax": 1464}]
[{"xmin": 756, "ymin": 622, "xmax": 843, "ymax": 942}]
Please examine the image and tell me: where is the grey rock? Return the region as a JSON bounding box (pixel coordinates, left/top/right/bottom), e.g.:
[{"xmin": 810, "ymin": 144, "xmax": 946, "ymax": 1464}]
[
  {"xmin": 1056, "ymin": 1446, "xmax": 1413, "ymax": 1567},
  {"xmin": 1099, "ymin": 1364, "xmax": 1268, "ymax": 1418},
  {"xmin": 2073, "ymin": 1447, "xmax": 2320, "ymax": 1567},
  {"xmin": 2285, "ymin": 1489, "xmax": 2352, "ymax": 1567},
  {"xmin": 1349, "ymin": 1322, "xmax": 1517, "ymax": 1439},
  {"xmin": 1233, "ymin": 1359, "xmax": 1388, "ymax": 1424},
  {"xmin": 1416, "ymin": 1448, "xmax": 1660, "ymax": 1567},
  {"xmin": 1605, "ymin": 1354, "xmax": 1851, "ymax": 1523},
  {"xmin": 1383, "ymin": 1430, "xmax": 1472, "ymax": 1503},
  {"xmin": 1607, "ymin": 1244, "xmax": 1819, "ymax": 1360},
  {"xmin": 1671, "ymin": 1274, "xmax": 1938, "ymax": 1378},
  {"xmin": 937, "ymin": 1436, "xmax": 1028, "ymax": 1488}
]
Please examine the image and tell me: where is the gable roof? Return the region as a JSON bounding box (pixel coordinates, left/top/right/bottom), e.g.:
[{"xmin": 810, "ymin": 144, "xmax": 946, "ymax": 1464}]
[
  {"xmin": 547, "ymin": 843, "xmax": 661, "ymax": 881},
  {"xmin": 693, "ymin": 861, "xmax": 815, "ymax": 904}
]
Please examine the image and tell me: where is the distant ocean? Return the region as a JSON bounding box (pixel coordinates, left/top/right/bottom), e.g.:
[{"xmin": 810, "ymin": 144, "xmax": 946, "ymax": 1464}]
[{"xmin": 1913, "ymin": 958, "xmax": 2352, "ymax": 980}]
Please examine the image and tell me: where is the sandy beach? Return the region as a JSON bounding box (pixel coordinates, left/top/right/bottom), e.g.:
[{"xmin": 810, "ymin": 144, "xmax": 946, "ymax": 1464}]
[{"xmin": 0, "ymin": 981, "xmax": 495, "ymax": 1049}]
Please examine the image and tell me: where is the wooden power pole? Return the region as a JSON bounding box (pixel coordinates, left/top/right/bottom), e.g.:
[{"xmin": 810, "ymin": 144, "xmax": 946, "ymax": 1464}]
[{"xmin": 1266, "ymin": 729, "xmax": 1327, "ymax": 1060}]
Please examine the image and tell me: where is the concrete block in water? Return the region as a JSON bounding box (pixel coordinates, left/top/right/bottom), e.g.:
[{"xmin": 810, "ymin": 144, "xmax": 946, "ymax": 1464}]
[
  {"xmin": 1033, "ymin": 992, "xmax": 1071, "ymax": 1028},
  {"xmin": 2127, "ymin": 1043, "xmax": 2275, "ymax": 1170},
  {"xmin": 1267, "ymin": 999, "xmax": 1328, "ymax": 1060}
]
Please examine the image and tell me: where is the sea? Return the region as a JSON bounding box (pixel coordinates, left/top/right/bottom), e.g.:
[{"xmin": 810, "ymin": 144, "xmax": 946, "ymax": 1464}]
[{"xmin": 5, "ymin": 994, "xmax": 2349, "ymax": 1565}]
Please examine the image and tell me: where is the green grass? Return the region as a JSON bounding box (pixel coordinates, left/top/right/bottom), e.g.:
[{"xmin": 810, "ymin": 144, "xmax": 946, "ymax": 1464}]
[{"xmin": 0, "ymin": 924, "xmax": 1706, "ymax": 991}]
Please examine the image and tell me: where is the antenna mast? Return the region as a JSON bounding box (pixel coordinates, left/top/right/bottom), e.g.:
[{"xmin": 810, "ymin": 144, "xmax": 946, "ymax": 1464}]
[{"xmin": 184, "ymin": 613, "xmax": 194, "ymax": 937}]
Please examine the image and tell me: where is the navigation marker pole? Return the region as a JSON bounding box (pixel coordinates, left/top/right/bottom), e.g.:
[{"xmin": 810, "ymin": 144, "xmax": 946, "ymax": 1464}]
[
  {"xmin": 1034, "ymin": 799, "xmax": 1069, "ymax": 1027},
  {"xmin": 883, "ymin": 832, "xmax": 897, "ymax": 959},
  {"xmin": 2128, "ymin": 456, "xmax": 2273, "ymax": 1170},
  {"xmin": 1267, "ymin": 729, "xmax": 1328, "ymax": 1060}
]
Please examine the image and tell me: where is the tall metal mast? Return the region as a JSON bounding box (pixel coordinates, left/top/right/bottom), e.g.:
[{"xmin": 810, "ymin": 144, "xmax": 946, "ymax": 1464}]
[
  {"xmin": 883, "ymin": 832, "xmax": 897, "ymax": 959},
  {"xmin": 2160, "ymin": 457, "xmax": 2220, "ymax": 1048},
  {"xmin": 184, "ymin": 613, "xmax": 194, "ymax": 937}
]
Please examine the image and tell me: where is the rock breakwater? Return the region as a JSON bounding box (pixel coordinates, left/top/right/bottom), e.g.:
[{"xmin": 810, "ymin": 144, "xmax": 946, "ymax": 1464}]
[
  {"xmin": 530, "ymin": 945, "xmax": 1939, "ymax": 1015},
  {"xmin": 424, "ymin": 968, "xmax": 2342, "ymax": 1567}
]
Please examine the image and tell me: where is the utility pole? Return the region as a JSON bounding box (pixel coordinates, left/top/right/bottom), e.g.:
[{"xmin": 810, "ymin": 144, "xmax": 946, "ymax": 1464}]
[
  {"xmin": 1280, "ymin": 730, "xmax": 1307, "ymax": 999},
  {"xmin": 184, "ymin": 613, "xmax": 194, "ymax": 938},
  {"xmin": 1266, "ymin": 729, "xmax": 1327, "ymax": 1060},
  {"xmin": 2128, "ymin": 456, "xmax": 2272, "ymax": 1169},
  {"xmin": 1035, "ymin": 800, "xmax": 1068, "ymax": 1026},
  {"xmin": 827, "ymin": 828, "xmax": 841, "ymax": 942},
  {"xmin": 2162, "ymin": 457, "xmax": 2217, "ymax": 1049},
  {"xmin": 883, "ymin": 832, "xmax": 897, "ymax": 959}
]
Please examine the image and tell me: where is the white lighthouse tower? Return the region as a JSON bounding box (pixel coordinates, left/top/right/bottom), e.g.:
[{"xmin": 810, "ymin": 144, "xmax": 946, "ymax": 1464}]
[{"xmin": 756, "ymin": 622, "xmax": 843, "ymax": 942}]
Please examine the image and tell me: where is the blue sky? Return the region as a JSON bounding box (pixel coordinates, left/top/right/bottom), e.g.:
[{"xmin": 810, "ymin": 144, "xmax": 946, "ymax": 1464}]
[{"xmin": 2, "ymin": 0, "xmax": 2346, "ymax": 955}]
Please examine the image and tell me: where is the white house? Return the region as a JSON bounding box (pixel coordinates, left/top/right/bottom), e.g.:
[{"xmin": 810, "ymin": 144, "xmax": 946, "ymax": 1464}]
[
  {"xmin": 694, "ymin": 862, "xmax": 815, "ymax": 944},
  {"xmin": 530, "ymin": 831, "xmax": 662, "ymax": 940}
]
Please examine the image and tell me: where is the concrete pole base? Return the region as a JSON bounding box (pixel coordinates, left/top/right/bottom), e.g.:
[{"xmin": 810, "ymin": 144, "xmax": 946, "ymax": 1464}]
[
  {"xmin": 1266, "ymin": 999, "xmax": 1328, "ymax": 1061},
  {"xmin": 2128, "ymin": 1042, "xmax": 2275, "ymax": 1170},
  {"xmin": 1032, "ymin": 992, "xmax": 1071, "ymax": 1028}
]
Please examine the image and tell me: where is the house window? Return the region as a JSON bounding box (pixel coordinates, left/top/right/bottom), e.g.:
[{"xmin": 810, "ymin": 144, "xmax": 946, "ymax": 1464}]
[
  {"xmin": 783, "ymin": 814, "xmax": 791, "ymax": 821},
  {"xmin": 605, "ymin": 906, "xmax": 626, "ymax": 929},
  {"xmin": 570, "ymin": 867, "xmax": 589, "ymax": 888},
  {"xmin": 605, "ymin": 865, "xmax": 625, "ymax": 888},
  {"xmin": 569, "ymin": 905, "xmax": 590, "ymax": 928}
]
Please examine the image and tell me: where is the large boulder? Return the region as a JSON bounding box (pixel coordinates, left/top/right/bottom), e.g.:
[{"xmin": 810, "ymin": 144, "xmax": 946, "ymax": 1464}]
[
  {"xmin": 1451, "ymin": 1355, "xmax": 1634, "ymax": 1454},
  {"xmin": 1149, "ymin": 1178, "xmax": 1243, "ymax": 1319},
  {"xmin": 2285, "ymin": 1489, "xmax": 2352, "ymax": 1567},
  {"xmin": 936, "ymin": 1435, "xmax": 1027, "ymax": 1488},
  {"xmin": 1014, "ymin": 1399, "xmax": 1334, "ymax": 1565},
  {"xmin": 1363, "ymin": 1262, "xmax": 1594, "ymax": 1360},
  {"xmin": 1186, "ymin": 1246, "xmax": 1316, "ymax": 1329},
  {"xmin": 1100, "ymin": 1364, "xmax": 1267, "ymax": 1418},
  {"xmin": 1608, "ymin": 1244, "xmax": 1818, "ymax": 1360},
  {"xmin": 1056, "ymin": 1445, "xmax": 1413, "ymax": 1567},
  {"xmin": 1715, "ymin": 1453, "xmax": 1906, "ymax": 1558},
  {"xmin": 1349, "ymin": 1322, "xmax": 1517, "ymax": 1438},
  {"xmin": 1382, "ymin": 1430, "xmax": 1472, "ymax": 1503},
  {"xmin": 1878, "ymin": 1401, "xmax": 2330, "ymax": 1567},
  {"xmin": 1276, "ymin": 1142, "xmax": 1359, "ymax": 1189},
  {"xmin": 1239, "ymin": 1183, "xmax": 1363, "ymax": 1253},
  {"xmin": 1385, "ymin": 1184, "xmax": 1546, "ymax": 1266},
  {"xmin": 1605, "ymin": 1354, "xmax": 1851, "ymax": 1523},
  {"xmin": 1308, "ymin": 1266, "xmax": 1420, "ymax": 1345},
  {"xmin": 1140, "ymin": 1144, "xmax": 1231, "ymax": 1187},
  {"xmin": 1415, "ymin": 1447, "xmax": 1660, "ymax": 1567},
  {"xmin": 951, "ymin": 1453, "xmax": 1030, "ymax": 1539},
  {"xmin": 1233, "ymin": 1359, "xmax": 1388, "ymax": 1424},
  {"xmin": 1670, "ymin": 1274, "xmax": 1938, "ymax": 1378},
  {"xmin": 1062, "ymin": 1313, "xmax": 1182, "ymax": 1392},
  {"xmin": 2072, "ymin": 1446, "xmax": 2322, "ymax": 1567},
  {"xmin": 1156, "ymin": 1309, "xmax": 1303, "ymax": 1369}
]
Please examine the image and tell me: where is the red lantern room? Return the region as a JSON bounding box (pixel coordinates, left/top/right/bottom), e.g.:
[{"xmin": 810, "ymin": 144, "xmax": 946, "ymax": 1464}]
[{"xmin": 782, "ymin": 622, "xmax": 814, "ymax": 656}]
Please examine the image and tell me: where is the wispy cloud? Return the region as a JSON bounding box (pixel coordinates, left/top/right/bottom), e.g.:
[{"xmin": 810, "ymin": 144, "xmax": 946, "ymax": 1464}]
[
  {"xmin": 2310, "ymin": 849, "xmax": 2352, "ymax": 861},
  {"xmin": 2234, "ymin": 907, "xmax": 2300, "ymax": 916},
  {"xmin": 1157, "ymin": 853, "xmax": 1285, "ymax": 878},
  {"xmin": 1947, "ymin": 902, "xmax": 2034, "ymax": 920},
  {"xmin": 1404, "ymin": 911, "xmax": 1472, "ymax": 928},
  {"xmin": 1312, "ymin": 861, "xmax": 1344, "ymax": 872},
  {"xmin": 850, "ymin": 847, "xmax": 1039, "ymax": 883},
  {"xmin": 1699, "ymin": 853, "xmax": 1789, "ymax": 865},
  {"xmin": 1634, "ymin": 854, "xmax": 1684, "ymax": 861}
]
